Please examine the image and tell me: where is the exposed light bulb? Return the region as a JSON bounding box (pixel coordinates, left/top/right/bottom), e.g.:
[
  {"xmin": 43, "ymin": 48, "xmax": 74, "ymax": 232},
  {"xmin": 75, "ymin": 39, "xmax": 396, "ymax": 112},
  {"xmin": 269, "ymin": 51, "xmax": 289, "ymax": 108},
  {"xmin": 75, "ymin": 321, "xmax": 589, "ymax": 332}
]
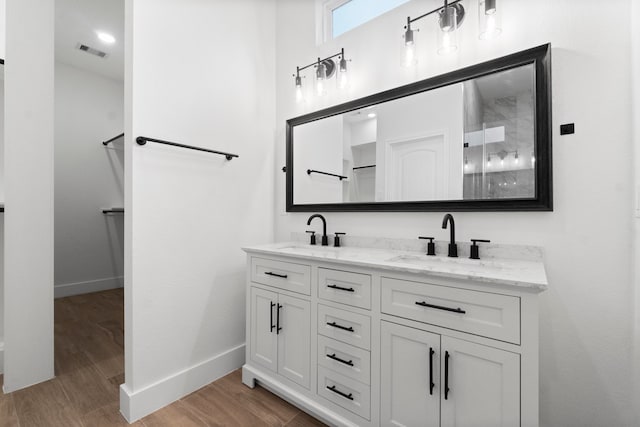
[
  {"xmin": 514, "ymin": 151, "xmax": 519, "ymax": 165},
  {"xmin": 500, "ymin": 158, "xmax": 504, "ymax": 167},
  {"xmin": 315, "ymin": 61, "xmax": 326, "ymax": 96},
  {"xmin": 479, "ymin": 0, "xmax": 502, "ymax": 40},
  {"xmin": 438, "ymin": 6, "xmax": 459, "ymax": 55},
  {"xmin": 296, "ymin": 85, "xmax": 303, "ymax": 103},
  {"xmin": 338, "ymin": 54, "xmax": 349, "ymax": 90},
  {"xmin": 531, "ymin": 152, "xmax": 536, "ymax": 167},
  {"xmin": 403, "ymin": 43, "xmax": 416, "ymax": 67},
  {"xmin": 295, "ymin": 73, "xmax": 303, "ymax": 103},
  {"xmin": 487, "ymin": 155, "xmax": 491, "ymax": 168}
]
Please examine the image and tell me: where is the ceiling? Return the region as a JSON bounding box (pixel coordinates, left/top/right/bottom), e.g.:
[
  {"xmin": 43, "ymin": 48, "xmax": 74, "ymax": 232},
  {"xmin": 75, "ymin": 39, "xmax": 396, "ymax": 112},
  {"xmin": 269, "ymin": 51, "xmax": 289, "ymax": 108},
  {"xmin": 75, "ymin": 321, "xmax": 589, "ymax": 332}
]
[{"xmin": 55, "ymin": 0, "xmax": 124, "ymax": 81}]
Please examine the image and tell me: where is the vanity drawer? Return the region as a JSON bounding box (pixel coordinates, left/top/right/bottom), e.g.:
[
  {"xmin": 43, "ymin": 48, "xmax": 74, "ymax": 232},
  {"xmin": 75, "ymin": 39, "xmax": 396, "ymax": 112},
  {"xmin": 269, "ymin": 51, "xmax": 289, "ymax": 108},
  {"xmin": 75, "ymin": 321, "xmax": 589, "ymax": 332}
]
[
  {"xmin": 318, "ymin": 304, "xmax": 371, "ymax": 350},
  {"xmin": 317, "ymin": 366, "xmax": 370, "ymax": 420},
  {"xmin": 318, "ymin": 268, "xmax": 371, "ymax": 310},
  {"xmin": 317, "ymin": 335, "xmax": 370, "ymax": 385},
  {"xmin": 381, "ymin": 277, "xmax": 520, "ymax": 344},
  {"xmin": 250, "ymin": 257, "xmax": 311, "ymax": 295}
]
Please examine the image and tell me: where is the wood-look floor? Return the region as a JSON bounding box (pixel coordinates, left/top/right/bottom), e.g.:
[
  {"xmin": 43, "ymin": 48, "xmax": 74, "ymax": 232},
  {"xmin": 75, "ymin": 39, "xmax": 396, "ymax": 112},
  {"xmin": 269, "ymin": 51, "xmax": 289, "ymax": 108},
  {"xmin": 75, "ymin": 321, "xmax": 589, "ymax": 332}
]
[{"xmin": 0, "ymin": 289, "xmax": 326, "ymax": 427}]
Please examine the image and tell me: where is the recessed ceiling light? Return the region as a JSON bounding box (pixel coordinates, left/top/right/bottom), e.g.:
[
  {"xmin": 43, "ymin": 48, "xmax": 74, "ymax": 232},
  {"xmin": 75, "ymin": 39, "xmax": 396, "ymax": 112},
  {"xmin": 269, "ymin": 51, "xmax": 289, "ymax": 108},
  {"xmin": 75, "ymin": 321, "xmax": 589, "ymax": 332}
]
[
  {"xmin": 97, "ymin": 32, "xmax": 116, "ymax": 44},
  {"xmin": 368, "ymin": 113, "xmax": 376, "ymax": 118}
]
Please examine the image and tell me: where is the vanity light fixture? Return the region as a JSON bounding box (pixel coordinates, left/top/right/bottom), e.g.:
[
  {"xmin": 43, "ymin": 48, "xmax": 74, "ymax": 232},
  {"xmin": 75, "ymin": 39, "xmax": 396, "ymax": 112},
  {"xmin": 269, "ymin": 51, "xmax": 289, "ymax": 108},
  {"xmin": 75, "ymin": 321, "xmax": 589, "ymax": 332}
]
[
  {"xmin": 486, "ymin": 154, "xmax": 491, "ymax": 168},
  {"xmin": 402, "ymin": 0, "xmax": 465, "ymax": 60},
  {"xmin": 514, "ymin": 150, "xmax": 519, "ymax": 165},
  {"xmin": 401, "ymin": 0, "xmax": 502, "ymax": 65},
  {"xmin": 293, "ymin": 48, "xmax": 351, "ymax": 103}
]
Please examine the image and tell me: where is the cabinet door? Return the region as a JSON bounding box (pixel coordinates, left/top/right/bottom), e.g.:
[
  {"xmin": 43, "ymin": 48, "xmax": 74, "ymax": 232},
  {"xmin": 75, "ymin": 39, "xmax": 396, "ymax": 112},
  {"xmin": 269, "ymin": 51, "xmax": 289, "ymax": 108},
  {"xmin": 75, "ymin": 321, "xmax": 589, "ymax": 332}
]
[
  {"xmin": 250, "ymin": 287, "xmax": 278, "ymax": 372},
  {"xmin": 441, "ymin": 337, "xmax": 519, "ymax": 427},
  {"xmin": 381, "ymin": 321, "xmax": 440, "ymax": 427},
  {"xmin": 277, "ymin": 294, "xmax": 311, "ymax": 388}
]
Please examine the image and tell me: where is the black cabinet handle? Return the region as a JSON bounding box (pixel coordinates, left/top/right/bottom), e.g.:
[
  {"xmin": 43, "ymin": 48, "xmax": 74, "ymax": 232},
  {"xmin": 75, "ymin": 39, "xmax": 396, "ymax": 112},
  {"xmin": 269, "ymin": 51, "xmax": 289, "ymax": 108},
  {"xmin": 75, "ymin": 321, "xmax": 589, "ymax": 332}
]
[
  {"xmin": 270, "ymin": 302, "xmax": 276, "ymax": 333},
  {"xmin": 429, "ymin": 347, "xmax": 435, "ymax": 395},
  {"xmin": 327, "ymin": 284, "xmax": 355, "ymax": 292},
  {"xmin": 327, "ymin": 321, "xmax": 354, "ymax": 332},
  {"xmin": 327, "ymin": 353, "xmax": 354, "ymax": 366},
  {"xmin": 415, "ymin": 300, "xmax": 466, "ymax": 314},
  {"xmin": 265, "ymin": 271, "xmax": 288, "ymax": 279},
  {"xmin": 444, "ymin": 351, "xmax": 450, "ymax": 400},
  {"xmin": 326, "ymin": 385, "xmax": 354, "ymax": 401},
  {"xmin": 276, "ymin": 304, "xmax": 283, "ymax": 334}
]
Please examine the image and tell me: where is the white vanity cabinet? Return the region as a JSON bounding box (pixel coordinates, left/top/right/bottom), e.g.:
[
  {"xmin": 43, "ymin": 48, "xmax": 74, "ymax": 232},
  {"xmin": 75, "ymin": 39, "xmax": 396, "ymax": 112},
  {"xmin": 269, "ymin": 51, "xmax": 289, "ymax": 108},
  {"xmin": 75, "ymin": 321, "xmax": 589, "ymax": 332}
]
[
  {"xmin": 250, "ymin": 287, "xmax": 311, "ymax": 388},
  {"xmin": 242, "ymin": 244, "xmax": 546, "ymax": 427},
  {"xmin": 380, "ymin": 321, "xmax": 519, "ymax": 427}
]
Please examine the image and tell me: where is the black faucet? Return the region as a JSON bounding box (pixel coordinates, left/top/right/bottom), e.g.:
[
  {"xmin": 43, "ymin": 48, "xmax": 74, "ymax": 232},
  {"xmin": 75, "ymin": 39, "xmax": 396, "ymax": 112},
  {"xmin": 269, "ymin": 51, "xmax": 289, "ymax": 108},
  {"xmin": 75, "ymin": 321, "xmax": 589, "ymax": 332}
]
[
  {"xmin": 442, "ymin": 213, "xmax": 457, "ymax": 257},
  {"xmin": 307, "ymin": 214, "xmax": 329, "ymax": 246}
]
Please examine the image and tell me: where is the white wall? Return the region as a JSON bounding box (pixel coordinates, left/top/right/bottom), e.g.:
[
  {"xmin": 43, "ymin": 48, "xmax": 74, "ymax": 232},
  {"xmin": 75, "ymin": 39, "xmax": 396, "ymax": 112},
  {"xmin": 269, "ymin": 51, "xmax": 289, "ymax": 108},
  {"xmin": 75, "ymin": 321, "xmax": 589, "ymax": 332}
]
[
  {"xmin": 632, "ymin": 0, "xmax": 640, "ymax": 424},
  {"xmin": 121, "ymin": 0, "xmax": 276, "ymax": 421},
  {"xmin": 3, "ymin": 0, "xmax": 55, "ymax": 392},
  {"xmin": 275, "ymin": 0, "xmax": 634, "ymax": 425},
  {"xmin": 54, "ymin": 62, "xmax": 124, "ymax": 298}
]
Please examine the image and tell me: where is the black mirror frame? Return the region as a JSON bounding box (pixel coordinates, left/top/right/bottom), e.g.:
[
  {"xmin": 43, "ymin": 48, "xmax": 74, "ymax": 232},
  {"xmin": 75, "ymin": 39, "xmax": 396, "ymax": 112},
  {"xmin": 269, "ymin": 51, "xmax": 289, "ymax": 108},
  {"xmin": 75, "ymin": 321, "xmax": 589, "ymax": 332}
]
[{"xmin": 286, "ymin": 43, "xmax": 552, "ymax": 212}]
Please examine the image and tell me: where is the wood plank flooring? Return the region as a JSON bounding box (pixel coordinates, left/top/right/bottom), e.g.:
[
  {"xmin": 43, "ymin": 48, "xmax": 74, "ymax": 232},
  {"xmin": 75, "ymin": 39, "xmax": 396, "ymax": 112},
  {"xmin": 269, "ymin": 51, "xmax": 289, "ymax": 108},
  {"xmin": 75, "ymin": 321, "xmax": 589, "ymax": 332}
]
[{"xmin": 0, "ymin": 289, "xmax": 326, "ymax": 427}]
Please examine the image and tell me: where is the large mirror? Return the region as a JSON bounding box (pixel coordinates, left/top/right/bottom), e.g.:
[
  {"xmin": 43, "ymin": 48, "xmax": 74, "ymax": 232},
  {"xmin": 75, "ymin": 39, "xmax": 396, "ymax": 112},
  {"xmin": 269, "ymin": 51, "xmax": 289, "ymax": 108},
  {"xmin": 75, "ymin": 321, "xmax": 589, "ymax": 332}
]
[{"xmin": 286, "ymin": 44, "xmax": 552, "ymax": 212}]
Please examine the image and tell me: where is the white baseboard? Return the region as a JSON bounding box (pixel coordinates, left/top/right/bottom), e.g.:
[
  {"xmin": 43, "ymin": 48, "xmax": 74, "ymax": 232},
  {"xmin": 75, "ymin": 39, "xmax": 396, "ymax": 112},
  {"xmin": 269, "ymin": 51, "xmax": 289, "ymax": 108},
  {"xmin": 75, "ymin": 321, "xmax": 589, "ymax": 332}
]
[
  {"xmin": 0, "ymin": 341, "xmax": 4, "ymax": 375},
  {"xmin": 119, "ymin": 343, "xmax": 245, "ymax": 423},
  {"xmin": 54, "ymin": 276, "xmax": 124, "ymax": 299}
]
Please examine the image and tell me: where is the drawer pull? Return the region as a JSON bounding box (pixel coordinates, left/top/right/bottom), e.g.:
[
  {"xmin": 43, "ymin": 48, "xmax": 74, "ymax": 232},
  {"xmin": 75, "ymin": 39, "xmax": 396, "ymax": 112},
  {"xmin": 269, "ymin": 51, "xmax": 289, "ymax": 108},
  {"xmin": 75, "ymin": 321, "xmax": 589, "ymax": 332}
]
[
  {"xmin": 327, "ymin": 353, "xmax": 354, "ymax": 366},
  {"xmin": 327, "ymin": 284, "xmax": 355, "ymax": 292},
  {"xmin": 327, "ymin": 321, "xmax": 354, "ymax": 332},
  {"xmin": 327, "ymin": 385, "xmax": 354, "ymax": 401},
  {"xmin": 415, "ymin": 300, "xmax": 466, "ymax": 314},
  {"xmin": 265, "ymin": 271, "xmax": 288, "ymax": 279}
]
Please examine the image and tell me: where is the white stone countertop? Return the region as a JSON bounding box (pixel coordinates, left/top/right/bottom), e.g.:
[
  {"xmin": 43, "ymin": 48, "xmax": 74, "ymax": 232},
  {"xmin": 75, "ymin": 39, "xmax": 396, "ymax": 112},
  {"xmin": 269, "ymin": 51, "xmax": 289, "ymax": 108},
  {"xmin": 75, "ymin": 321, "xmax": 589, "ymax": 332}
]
[{"xmin": 243, "ymin": 239, "xmax": 548, "ymax": 292}]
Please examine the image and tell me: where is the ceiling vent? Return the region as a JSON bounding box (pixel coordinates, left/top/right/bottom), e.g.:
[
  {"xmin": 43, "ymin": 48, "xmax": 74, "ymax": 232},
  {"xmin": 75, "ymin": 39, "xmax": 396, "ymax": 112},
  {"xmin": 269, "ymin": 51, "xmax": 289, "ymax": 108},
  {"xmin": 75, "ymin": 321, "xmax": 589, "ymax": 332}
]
[{"xmin": 76, "ymin": 43, "xmax": 108, "ymax": 58}]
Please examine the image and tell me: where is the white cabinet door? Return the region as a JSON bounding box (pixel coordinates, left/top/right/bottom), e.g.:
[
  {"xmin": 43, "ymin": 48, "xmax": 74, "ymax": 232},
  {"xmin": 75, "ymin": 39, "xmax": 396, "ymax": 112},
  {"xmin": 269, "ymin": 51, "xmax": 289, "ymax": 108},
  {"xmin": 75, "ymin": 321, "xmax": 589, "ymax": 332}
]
[
  {"xmin": 441, "ymin": 337, "xmax": 519, "ymax": 427},
  {"xmin": 381, "ymin": 321, "xmax": 440, "ymax": 427},
  {"xmin": 250, "ymin": 287, "xmax": 278, "ymax": 372},
  {"xmin": 277, "ymin": 294, "xmax": 311, "ymax": 388}
]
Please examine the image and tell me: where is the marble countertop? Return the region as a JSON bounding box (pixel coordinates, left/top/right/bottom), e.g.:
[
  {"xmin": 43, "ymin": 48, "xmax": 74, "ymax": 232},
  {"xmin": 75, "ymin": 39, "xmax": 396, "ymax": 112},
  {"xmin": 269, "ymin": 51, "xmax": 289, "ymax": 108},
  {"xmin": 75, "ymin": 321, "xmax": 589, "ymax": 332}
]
[{"xmin": 243, "ymin": 241, "xmax": 548, "ymax": 291}]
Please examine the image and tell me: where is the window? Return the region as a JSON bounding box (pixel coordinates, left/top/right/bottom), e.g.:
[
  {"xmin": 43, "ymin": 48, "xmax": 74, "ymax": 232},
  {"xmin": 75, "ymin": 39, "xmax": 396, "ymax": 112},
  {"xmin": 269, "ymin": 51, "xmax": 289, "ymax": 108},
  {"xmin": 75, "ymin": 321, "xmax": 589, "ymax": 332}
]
[{"xmin": 324, "ymin": 0, "xmax": 410, "ymax": 40}]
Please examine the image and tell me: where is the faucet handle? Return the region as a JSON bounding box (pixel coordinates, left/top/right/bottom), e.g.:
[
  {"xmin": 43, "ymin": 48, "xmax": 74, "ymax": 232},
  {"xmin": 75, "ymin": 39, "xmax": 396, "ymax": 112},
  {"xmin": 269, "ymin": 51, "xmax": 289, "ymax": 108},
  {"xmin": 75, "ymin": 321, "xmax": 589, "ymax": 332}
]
[
  {"xmin": 469, "ymin": 239, "xmax": 491, "ymax": 260},
  {"xmin": 419, "ymin": 236, "xmax": 436, "ymax": 256},
  {"xmin": 306, "ymin": 230, "xmax": 316, "ymax": 245},
  {"xmin": 334, "ymin": 232, "xmax": 346, "ymax": 247}
]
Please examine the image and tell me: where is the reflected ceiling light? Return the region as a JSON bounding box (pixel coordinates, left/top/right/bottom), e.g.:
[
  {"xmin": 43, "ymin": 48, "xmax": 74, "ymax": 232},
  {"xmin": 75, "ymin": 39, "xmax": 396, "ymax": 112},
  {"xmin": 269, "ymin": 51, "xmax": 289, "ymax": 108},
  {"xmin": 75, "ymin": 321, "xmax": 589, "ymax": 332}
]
[
  {"xmin": 293, "ymin": 48, "xmax": 351, "ymax": 102},
  {"xmin": 97, "ymin": 31, "xmax": 116, "ymax": 44},
  {"xmin": 368, "ymin": 113, "xmax": 376, "ymax": 118}
]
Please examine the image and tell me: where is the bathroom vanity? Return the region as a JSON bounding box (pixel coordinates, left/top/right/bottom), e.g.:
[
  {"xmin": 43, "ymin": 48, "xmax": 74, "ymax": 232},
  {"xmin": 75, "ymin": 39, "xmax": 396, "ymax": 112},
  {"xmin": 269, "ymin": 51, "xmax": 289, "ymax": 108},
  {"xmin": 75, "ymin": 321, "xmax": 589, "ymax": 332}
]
[{"xmin": 242, "ymin": 238, "xmax": 547, "ymax": 427}]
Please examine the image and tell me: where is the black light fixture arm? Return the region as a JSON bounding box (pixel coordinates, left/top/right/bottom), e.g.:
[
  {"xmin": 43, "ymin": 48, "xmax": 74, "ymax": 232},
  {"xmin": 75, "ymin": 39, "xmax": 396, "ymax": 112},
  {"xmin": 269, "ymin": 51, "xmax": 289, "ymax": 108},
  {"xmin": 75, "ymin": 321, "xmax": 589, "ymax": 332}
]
[
  {"xmin": 406, "ymin": 0, "xmax": 463, "ymax": 26},
  {"xmin": 136, "ymin": 136, "xmax": 239, "ymax": 160},
  {"xmin": 295, "ymin": 48, "xmax": 347, "ymax": 73}
]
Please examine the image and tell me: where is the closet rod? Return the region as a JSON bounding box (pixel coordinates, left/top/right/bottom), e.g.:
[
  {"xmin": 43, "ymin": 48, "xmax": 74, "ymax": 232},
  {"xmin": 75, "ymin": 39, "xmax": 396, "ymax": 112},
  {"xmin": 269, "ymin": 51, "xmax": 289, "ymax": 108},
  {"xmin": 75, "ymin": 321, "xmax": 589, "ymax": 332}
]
[
  {"xmin": 136, "ymin": 136, "xmax": 239, "ymax": 160},
  {"xmin": 102, "ymin": 133, "xmax": 125, "ymax": 146},
  {"xmin": 102, "ymin": 208, "xmax": 124, "ymax": 214}
]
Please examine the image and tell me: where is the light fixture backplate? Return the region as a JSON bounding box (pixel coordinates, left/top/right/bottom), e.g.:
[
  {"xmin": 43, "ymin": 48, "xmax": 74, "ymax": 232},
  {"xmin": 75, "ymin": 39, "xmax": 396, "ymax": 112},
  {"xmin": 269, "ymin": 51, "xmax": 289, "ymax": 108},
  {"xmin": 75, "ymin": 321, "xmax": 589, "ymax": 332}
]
[{"xmin": 321, "ymin": 59, "xmax": 336, "ymax": 79}]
